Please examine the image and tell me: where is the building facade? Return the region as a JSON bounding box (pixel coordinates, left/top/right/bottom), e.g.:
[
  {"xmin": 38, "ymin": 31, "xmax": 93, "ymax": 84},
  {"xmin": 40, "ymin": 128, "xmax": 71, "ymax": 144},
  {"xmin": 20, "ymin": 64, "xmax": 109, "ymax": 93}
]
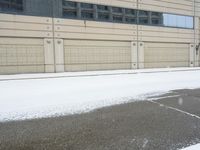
[{"xmin": 0, "ymin": 0, "xmax": 200, "ymax": 74}]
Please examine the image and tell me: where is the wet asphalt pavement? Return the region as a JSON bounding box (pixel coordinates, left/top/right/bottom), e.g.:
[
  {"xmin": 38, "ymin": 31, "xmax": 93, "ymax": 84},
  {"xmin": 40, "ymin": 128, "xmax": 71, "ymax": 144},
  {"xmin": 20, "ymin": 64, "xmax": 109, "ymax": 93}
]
[{"xmin": 0, "ymin": 89, "xmax": 200, "ymax": 150}]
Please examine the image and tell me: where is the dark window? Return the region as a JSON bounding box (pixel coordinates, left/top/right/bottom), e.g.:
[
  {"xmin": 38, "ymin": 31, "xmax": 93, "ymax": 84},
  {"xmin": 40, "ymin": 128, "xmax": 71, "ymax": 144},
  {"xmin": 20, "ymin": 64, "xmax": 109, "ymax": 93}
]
[
  {"xmin": 81, "ymin": 3, "xmax": 94, "ymax": 19},
  {"xmin": 97, "ymin": 5, "xmax": 110, "ymax": 21},
  {"xmin": 138, "ymin": 10, "xmax": 149, "ymax": 24},
  {"xmin": 151, "ymin": 18, "xmax": 160, "ymax": 25},
  {"xmin": 63, "ymin": 1, "xmax": 77, "ymax": 18},
  {"xmin": 112, "ymin": 7, "xmax": 122, "ymax": 14},
  {"xmin": 125, "ymin": 9, "xmax": 136, "ymax": 16},
  {"xmin": 151, "ymin": 12, "xmax": 162, "ymax": 25},
  {"xmin": 63, "ymin": 10, "xmax": 77, "ymax": 18},
  {"xmin": 98, "ymin": 12, "xmax": 109, "ymax": 20},
  {"xmin": 112, "ymin": 7, "xmax": 123, "ymax": 23},
  {"xmin": 81, "ymin": 3, "xmax": 93, "ymax": 9},
  {"xmin": 0, "ymin": 0, "xmax": 23, "ymax": 12},
  {"xmin": 97, "ymin": 5, "xmax": 109, "ymax": 11},
  {"xmin": 125, "ymin": 17, "xmax": 136, "ymax": 23},
  {"xmin": 63, "ymin": 1, "xmax": 77, "ymax": 8},
  {"xmin": 151, "ymin": 12, "xmax": 160, "ymax": 17},
  {"xmin": 125, "ymin": 8, "xmax": 136, "ymax": 24},
  {"xmin": 139, "ymin": 18, "xmax": 149, "ymax": 24},
  {"xmin": 81, "ymin": 11, "xmax": 94, "ymax": 19},
  {"xmin": 61, "ymin": 1, "xmax": 194, "ymax": 29},
  {"xmin": 113, "ymin": 15, "xmax": 123, "ymax": 22},
  {"xmin": 139, "ymin": 10, "xmax": 148, "ymax": 16}
]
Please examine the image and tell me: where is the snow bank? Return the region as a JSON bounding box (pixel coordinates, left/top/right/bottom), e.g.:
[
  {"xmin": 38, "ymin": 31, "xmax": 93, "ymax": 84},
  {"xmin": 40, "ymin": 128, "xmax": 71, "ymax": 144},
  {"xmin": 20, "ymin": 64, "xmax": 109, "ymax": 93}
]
[
  {"xmin": 0, "ymin": 69, "xmax": 200, "ymax": 122},
  {"xmin": 181, "ymin": 143, "xmax": 200, "ymax": 150}
]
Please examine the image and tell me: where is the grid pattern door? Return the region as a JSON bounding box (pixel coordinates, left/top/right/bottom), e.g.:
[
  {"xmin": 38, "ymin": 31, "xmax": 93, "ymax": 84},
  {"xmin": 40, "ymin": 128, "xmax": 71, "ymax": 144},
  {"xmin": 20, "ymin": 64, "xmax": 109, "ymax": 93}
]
[
  {"xmin": 64, "ymin": 40, "xmax": 132, "ymax": 71},
  {"xmin": 144, "ymin": 42, "xmax": 190, "ymax": 68}
]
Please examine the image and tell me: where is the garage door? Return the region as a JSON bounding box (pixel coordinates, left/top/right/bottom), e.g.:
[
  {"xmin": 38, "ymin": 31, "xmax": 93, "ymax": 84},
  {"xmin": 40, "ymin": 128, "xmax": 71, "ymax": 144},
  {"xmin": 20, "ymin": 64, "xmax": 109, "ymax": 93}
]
[
  {"xmin": 0, "ymin": 38, "xmax": 45, "ymax": 74},
  {"xmin": 144, "ymin": 43, "xmax": 190, "ymax": 68},
  {"xmin": 64, "ymin": 40, "xmax": 132, "ymax": 71}
]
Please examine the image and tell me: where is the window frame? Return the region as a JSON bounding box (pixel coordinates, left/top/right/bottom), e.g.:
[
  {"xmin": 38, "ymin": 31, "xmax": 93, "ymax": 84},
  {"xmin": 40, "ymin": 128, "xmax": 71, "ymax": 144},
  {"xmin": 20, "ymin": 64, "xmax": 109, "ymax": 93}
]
[
  {"xmin": 0, "ymin": 0, "xmax": 24, "ymax": 13},
  {"xmin": 138, "ymin": 10, "xmax": 150, "ymax": 25},
  {"xmin": 150, "ymin": 12, "xmax": 163, "ymax": 26},
  {"xmin": 61, "ymin": 1, "xmax": 194, "ymax": 30},
  {"xmin": 112, "ymin": 6, "xmax": 124, "ymax": 23},
  {"xmin": 124, "ymin": 8, "xmax": 137, "ymax": 24},
  {"xmin": 97, "ymin": 5, "xmax": 110, "ymax": 21},
  {"xmin": 62, "ymin": 0, "xmax": 78, "ymax": 19},
  {"xmin": 80, "ymin": 3, "xmax": 95, "ymax": 20},
  {"xmin": 163, "ymin": 13, "xmax": 194, "ymax": 29}
]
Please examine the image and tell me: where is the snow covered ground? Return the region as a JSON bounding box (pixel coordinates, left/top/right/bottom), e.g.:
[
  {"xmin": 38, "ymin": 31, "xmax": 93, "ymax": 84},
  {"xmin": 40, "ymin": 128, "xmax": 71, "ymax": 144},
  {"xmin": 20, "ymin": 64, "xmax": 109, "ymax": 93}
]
[
  {"xmin": 181, "ymin": 143, "xmax": 200, "ymax": 150},
  {"xmin": 1, "ymin": 68, "xmax": 200, "ymax": 122}
]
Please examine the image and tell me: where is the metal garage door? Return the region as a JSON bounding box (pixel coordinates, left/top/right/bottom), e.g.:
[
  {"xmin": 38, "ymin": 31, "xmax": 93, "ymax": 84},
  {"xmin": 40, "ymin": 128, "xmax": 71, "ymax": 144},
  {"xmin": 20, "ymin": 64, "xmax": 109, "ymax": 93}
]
[
  {"xmin": 144, "ymin": 43, "xmax": 190, "ymax": 68},
  {"xmin": 0, "ymin": 38, "xmax": 45, "ymax": 74},
  {"xmin": 64, "ymin": 40, "xmax": 132, "ymax": 71}
]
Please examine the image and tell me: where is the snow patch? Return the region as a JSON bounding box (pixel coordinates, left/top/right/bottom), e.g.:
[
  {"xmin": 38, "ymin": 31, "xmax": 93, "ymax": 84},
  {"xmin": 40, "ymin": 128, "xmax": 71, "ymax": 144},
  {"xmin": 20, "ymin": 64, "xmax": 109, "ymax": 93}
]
[
  {"xmin": 180, "ymin": 143, "xmax": 200, "ymax": 150},
  {"xmin": 1, "ymin": 69, "xmax": 200, "ymax": 122}
]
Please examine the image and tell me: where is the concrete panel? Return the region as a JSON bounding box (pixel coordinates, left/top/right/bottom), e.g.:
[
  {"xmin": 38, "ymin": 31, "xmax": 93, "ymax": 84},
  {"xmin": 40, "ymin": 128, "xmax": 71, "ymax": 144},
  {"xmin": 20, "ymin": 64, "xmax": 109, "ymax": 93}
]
[
  {"xmin": 64, "ymin": 40, "xmax": 132, "ymax": 71},
  {"xmin": 0, "ymin": 13, "xmax": 53, "ymax": 38},
  {"xmin": 144, "ymin": 42, "xmax": 190, "ymax": 68},
  {"xmin": 0, "ymin": 38, "xmax": 45, "ymax": 74}
]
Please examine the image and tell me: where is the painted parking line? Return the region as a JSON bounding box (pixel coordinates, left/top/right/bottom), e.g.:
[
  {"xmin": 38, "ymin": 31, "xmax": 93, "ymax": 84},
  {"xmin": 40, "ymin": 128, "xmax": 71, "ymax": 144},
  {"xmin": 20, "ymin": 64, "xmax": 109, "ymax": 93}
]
[{"xmin": 149, "ymin": 99, "xmax": 200, "ymax": 120}]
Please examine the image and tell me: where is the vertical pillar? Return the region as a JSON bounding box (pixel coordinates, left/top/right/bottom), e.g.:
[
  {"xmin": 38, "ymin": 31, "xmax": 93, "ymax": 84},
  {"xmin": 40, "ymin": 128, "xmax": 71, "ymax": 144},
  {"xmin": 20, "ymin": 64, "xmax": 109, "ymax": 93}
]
[
  {"xmin": 44, "ymin": 38, "xmax": 55, "ymax": 73},
  {"xmin": 138, "ymin": 42, "xmax": 144, "ymax": 69},
  {"xmin": 131, "ymin": 41, "xmax": 138, "ymax": 69},
  {"xmin": 55, "ymin": 39, "xmax": 65, "ymax": 72},
  {"xmin": 190, "ymin": 44, "xmax": 195, "ymax": 67},
  {"xmin": 194, "ymin": 17, "xmax": 200, "ymax": 67}
]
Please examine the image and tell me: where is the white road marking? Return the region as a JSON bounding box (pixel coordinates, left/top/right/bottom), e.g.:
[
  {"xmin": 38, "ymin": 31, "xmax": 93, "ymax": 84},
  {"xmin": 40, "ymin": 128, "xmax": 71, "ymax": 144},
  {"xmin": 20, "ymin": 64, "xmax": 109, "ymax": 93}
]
[
  {"xmin": 149, "ymin": 100, "xmax": 200, "ymax": 120},
  {"xmin": 148, "ymin": 94, "xmax": 180, "ymax": 101}
]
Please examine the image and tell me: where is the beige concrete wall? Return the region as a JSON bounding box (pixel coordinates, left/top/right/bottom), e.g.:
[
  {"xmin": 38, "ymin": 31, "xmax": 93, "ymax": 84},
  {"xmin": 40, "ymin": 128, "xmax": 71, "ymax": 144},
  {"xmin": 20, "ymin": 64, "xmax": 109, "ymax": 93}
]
[
  {"xmin": 64, "ymin": 40, "xmax": 132, "ymax": 71},
  {"xmin": 0, "ymin": 0, "xmax": 200, "ymax": 74},
  {"xmin": 143, "ymin": 43, "xmax": 190, "ymax": 68},
  {"xmin": 138, "ymin": 25, "xmax": 194, "ymax": 43},
  {"xmin": 0, "ymin": 38, "xmax": 45, "ymax": 74},
  {"xmin": 0, "ymin": 13, "xmax": 53, "ymax": 38},
  {"xmin": 54, "ymin": 18, "xmax": 137, "ymax": 41},
  {"xmin": 0, "ymin": 13, "xmax": 55, "ymax": 74},
  {"xmin": 195, "ymin": 0, "xmax": 200, "ymax": 17}
]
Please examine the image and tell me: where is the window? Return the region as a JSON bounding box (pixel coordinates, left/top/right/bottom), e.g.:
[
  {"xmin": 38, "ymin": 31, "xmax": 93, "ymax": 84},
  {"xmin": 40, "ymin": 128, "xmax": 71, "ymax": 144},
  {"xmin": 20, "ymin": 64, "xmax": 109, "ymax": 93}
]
[
  {"xmin": 81, "ymin": 3, "xmax": 94, "ymax": 19},
  {"xmin": 125, "ymin": 8, "xmax": 136, "ymax": 24},
  {"xmin": 61, "ymin": 1, "xmax": 194, "ymax": 29},
  {"xmin": 185, "ymin": 16, "xmax": 193, "ymax": 29},
  {"xmin": 63, "ymin": 1, "xmax": 77, "ymax": 18},
  {"xmin": 0, "ymin": 0, "xmax": 23, "ymax": 12},
  {"xmin": 97, "ymin": 5, "xmax": 110, "ymax": 21},
  {"xmin": 163, "ymin": 14, "xmax": 176, "ymax": 27},
  {"xmin": 112, "ymin": 7, "xmax": 123, "ymax": 23},
  {"xmin": 138, "ymin": 10, "xmax": 149, "ymax": 24},
  {"xmin": 151, "ymin": 12, "xmax": 162, "ymax": 25},
  {"xmin": 163, "ymin": 13, "xmax": 194, "ymax": 29},
  {"xmin": 177, "ymin": 15, "xmax": 186, "ymax": 28}
]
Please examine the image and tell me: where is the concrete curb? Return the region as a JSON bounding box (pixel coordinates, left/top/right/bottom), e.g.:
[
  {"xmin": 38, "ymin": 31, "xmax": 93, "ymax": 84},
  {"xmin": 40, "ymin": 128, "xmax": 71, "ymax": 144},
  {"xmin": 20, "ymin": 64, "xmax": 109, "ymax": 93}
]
[{"xmin": 0, "ymin": 68, "xmax": 200, "ymax": 81}]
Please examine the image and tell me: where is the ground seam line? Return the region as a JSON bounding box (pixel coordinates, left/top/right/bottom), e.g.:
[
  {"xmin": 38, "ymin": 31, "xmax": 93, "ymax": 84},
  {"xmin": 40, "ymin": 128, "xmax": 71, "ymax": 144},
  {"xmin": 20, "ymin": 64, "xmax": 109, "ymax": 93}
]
[{"xmin": 149, "ymin": 100, "xmax": 200, "ymax": 120}]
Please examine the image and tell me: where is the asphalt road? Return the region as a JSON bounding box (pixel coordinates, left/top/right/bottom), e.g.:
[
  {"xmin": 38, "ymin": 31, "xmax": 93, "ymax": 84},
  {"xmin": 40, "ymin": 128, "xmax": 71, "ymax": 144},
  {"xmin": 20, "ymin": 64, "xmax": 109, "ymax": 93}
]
[{"xmin": 0, "ymin": 89, "xmax": 200, "ymax": 150}]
